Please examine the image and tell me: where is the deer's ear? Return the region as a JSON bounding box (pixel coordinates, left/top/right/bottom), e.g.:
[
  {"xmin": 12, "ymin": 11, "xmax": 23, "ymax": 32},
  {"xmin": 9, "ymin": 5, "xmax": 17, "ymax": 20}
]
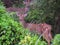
[{"xmin": 24, "ymin": 13, "xmax": 27, "ymax": 17}]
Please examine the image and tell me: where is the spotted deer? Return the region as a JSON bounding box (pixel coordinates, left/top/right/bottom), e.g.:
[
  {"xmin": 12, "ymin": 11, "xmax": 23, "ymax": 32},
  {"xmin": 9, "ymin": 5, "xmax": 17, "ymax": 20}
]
[
  {"xmin": 6, "ymin": 0, "xmax": 52, "ymax": 45},
  {"xmin": 7, "ymin": 5, "xmax": 52, "ymax": 45},
  {"xmin": 16, "ymin": 12, "xmax": 52, "ymax": 45}
]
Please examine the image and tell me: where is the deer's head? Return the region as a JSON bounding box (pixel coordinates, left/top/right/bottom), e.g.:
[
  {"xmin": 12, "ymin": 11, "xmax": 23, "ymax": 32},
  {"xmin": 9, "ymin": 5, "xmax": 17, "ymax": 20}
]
[{"xmin": 17, "ymin": 12, "xmax": 27, "ymax": 21}]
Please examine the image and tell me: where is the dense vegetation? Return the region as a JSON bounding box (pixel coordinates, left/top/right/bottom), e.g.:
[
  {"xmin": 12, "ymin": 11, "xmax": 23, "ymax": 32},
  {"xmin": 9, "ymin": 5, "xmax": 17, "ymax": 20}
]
[
  {"xmin": 25, "ymin": 0, "xmax": 56, "ymax": 24},
  {"xmin": 0, "ymin": 0, "xmax": 60, "ymax": 45}
]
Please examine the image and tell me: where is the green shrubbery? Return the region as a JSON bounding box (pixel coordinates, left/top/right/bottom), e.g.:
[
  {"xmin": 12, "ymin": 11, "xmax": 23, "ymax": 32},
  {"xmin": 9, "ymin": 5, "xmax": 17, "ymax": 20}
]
[
  {"xmin": 0, "ymin": 1, "xmax": 60, "ymax": 45},
  {"xmin": 19, "ymin": 34, "xmax": 47, "ymax": 45},
  {"xmin": 25, "ymin": 9, "xmax": 47, "ymax": 23},
  {"xmin": 52, "ymin": 34, "xmax": 60, "ymax": 45},
  {"xmin": 25, "ymin": 0, "xmax": 56, "ymax": 25},
  {"xmin": 0, "ymin": 3, "xmax": 30, "ymax": 45}
]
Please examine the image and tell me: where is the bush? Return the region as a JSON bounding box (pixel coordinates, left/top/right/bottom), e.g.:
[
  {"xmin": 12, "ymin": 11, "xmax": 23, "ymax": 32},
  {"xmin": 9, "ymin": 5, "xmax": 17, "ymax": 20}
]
[
  {"xmin": 52, "ymin": 34, "xmax": 60, "ymax": 45},
  {"xmin": 25, "ymin": 9, "xmax": 46, "ymax": 23},
  {"xmin": 19, "ymin": 34, "xmax": 47, "ymax": 45},
  {"xmin": 0, "ymin": 3, "xmax": 6, "ymax": 14},
  {"xmin": 0, "ymin": 3, "xmax": 30, "ymax": 45},
  {"xmin": 25, "ymin": 0, "xmax": 56, "ymax": 25}
]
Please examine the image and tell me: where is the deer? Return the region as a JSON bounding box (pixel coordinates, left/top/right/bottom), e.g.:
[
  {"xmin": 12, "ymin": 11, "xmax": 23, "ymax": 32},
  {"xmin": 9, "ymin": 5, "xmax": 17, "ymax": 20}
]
[
  {"xmin": 18, "ymin": 1, "xmax": 52, "ymax": 45},
  {"xmin": 6, "ymin": 5, "xmax": 52, "ymax": 45},
  {"xmin": 16, "ymin": 11, "xmax": 52, "ymax": 45},
  {"xmin": 6, "ymin": 0, "xmax": 52, "ymax": 45}
]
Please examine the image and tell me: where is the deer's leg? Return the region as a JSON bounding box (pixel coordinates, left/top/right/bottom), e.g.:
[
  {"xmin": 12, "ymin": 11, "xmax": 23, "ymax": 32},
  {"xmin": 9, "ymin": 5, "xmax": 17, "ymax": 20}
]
[
  {"xmin": 46, "ymin": 32, "xmax": 52, "ymax": 45},
  {"xmin": 48, "ymin": 41, "xmax": 50, "ymax": 45},
  {"xmin": 45, "ymin": 34, "xmax": 51, "ymax": 45},
  {"xmin": 43, "ymin": 31, "xmax": 51, "ymax": 45},
  {"xmin": 49, "ymin": 32, "xmax": 52, "ymax": 40}
]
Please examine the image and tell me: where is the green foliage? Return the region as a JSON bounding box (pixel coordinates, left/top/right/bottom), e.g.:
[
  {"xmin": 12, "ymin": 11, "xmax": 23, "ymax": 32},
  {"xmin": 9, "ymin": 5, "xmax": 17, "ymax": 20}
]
[
  {"xmin": 0, "ymin": 1, "xmax": 6, "ymax": 14},
  {"xmin": 0, "ymin": 0, "xmax": 4, "ymax": 5},
  {"xmin": 52, "ymin": 34, "xmax": 60, "ymax": 45},
  {"xmin": 25, "ymin": 9, "xmax": 46, "ymax": 23},
  {"xmin": 19, "ymin": 34, "xmax": 47, "ymax": 45},
  {"xmin": 0, "ymin": 6, "xmax": 6, "ymax": 13},
  {"xmin": 1, "ymin": 1, "xmax": 60, "ymax": 45},
  {"xmin": 9, "ymin": 12, "xmax": 19, "ymax": 22},
  {"xmin": 0, "ymin": 4, "xmax": 30, "ymax": 45},
  {"xmin": 25, "ymin": 0, "xmax": 56, "ymax": 24}
]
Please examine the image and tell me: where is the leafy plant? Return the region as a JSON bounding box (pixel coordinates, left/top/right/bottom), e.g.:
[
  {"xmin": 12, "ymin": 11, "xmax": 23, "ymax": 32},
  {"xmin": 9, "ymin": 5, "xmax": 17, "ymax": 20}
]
[
  {"xmin": 25, "ymin": 9, "xmax": 47, "ymax": 23},
  {"xmin": 0, "ymin": 3, "xmax": 30, "ymax": 45},
  {"xmin": 52, "ymin": 34, "xmax": 60, "ymax": 45},
  {"xmin": 19, "ymin": 34, "xmax": 47, "ymax": 45},
  {"xmin": 25, "ymin": 0, "xmax": 56, "ymax": 25},
  {"xmin": 0, "ymin": 2, "xmax": 6, "ymax": 14}
]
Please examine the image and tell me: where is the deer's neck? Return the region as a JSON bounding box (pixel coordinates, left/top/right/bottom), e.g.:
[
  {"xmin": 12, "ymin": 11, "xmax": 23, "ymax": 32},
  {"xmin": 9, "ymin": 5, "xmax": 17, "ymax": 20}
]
[{"xmin": 20, "ymin": 20, "xmax": 28, "ymax": 28}]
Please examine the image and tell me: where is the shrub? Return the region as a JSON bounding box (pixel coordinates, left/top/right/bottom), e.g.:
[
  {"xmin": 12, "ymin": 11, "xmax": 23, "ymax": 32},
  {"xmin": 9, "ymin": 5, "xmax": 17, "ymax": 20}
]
[
  {"xmin": 25, "ymin": 9, "xmax": 46, "ymax": 23},
  {"xmin": 52, "ymin": 34, "xmax": 60, "ymax": 45},
  {"xmin": 25, "ymin": 0, "xmax": 56, "ymax": 25},
  {"xmin": 0, "ymin": 3, "xmax": 6, "ymax": 14},
  {"xmin": 19, "ymin": 34, "xmax": 47, "ymax": 45},
  {"xmin": 0, "ymin": 3, "xmax": 30, "ymax": 45}
]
